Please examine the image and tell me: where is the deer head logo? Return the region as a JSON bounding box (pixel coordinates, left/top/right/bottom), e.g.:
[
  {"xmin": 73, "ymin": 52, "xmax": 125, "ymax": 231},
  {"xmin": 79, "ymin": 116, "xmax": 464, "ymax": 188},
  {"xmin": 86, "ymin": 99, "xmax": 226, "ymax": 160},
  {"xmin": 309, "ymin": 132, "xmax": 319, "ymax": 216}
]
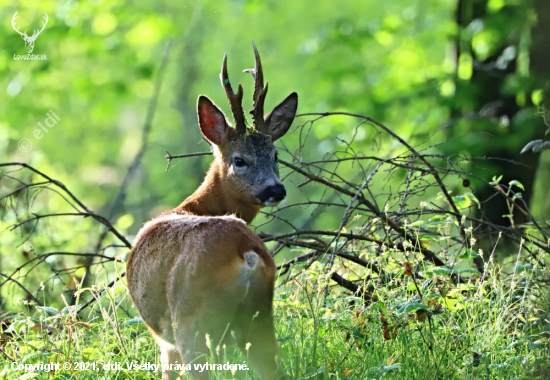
[{"xmin": 12, "ymin": 11, "xmax": 48, "ymax": 54}]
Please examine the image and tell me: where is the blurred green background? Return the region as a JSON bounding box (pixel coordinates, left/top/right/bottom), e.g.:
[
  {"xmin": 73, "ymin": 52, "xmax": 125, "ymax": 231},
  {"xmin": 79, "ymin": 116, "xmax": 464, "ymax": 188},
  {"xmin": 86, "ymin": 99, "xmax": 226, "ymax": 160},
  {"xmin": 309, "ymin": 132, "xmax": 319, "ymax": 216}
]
[{"xmin": 1, "ymin": 0, "xmax": 549, "ymax": 308}]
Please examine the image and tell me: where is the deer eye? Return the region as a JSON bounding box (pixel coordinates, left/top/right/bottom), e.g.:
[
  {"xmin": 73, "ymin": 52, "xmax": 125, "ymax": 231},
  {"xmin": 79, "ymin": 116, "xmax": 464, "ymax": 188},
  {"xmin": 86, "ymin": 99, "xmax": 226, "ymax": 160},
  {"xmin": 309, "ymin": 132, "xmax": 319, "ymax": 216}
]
[{"xmin": 234, "ymin": 157, "xmax": 247, "ymax": 167}]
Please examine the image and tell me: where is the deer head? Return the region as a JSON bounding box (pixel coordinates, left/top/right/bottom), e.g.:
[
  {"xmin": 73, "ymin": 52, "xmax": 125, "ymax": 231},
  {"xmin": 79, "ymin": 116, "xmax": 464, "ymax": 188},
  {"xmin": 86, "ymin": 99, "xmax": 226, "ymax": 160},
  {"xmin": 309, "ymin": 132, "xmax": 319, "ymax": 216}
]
[
  {"xmin": 188, "ymin": 42, "xmax": 298, "ymax": 222},
  {"xmin": 12, "ymin": 11, "xmax": 48, "ymax": 54}
]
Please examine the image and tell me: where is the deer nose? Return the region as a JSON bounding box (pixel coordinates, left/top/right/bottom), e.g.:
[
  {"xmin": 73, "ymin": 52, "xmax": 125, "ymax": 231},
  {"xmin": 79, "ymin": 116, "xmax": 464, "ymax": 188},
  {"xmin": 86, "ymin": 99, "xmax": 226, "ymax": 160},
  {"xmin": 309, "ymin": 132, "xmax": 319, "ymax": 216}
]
[{"xmin": 257, "ymin": 184, "xmax": 287, "ymax": 203}]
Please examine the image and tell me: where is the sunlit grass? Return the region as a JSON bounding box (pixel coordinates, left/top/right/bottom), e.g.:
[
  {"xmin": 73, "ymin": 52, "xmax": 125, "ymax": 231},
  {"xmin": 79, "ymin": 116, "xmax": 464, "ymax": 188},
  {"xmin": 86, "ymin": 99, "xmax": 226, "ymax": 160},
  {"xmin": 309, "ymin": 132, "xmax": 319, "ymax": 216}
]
[{"xmin": 0, "ymin": 246, "xmax": 548, "ymax": 379}]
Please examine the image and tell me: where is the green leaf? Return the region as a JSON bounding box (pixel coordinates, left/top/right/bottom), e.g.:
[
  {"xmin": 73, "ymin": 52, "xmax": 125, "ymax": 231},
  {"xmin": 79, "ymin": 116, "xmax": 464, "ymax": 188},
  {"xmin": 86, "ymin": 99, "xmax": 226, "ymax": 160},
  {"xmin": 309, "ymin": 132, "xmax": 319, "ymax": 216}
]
[
  {"xmin": 277, "ymin": 336, "xmax": 294, "ymax": 343},
  {"xmin": 491, "ymin": 175, "xmax": 503, "ymax": 185},
  {"xmin": 508, "ymin": 180, "xmax": 524, "ymax": 191},
  {"xmin": 457, "ymin": 268, "xmax": 482, "ymax": 275},
  {"xmin": 35, "ymin": 306, "xmax": 60, "ymax": 316},
  {"xmin": 377, "ymin": 364, "xmax": 402, "ymax": 372},
  {"xmin": 417, "ymin": 233, "xmax": 440, "ymax": 241},
  {"xmin": 431, "ymin": 267, "xmax": 453, "ymax": 275},
  {"xmin": 464, "ymin": 192, "xmax": 480, "ymax": 208},
  {"xmin": 453, "ymin": 192, "xmax": 480, "ymax": 210},
  {"xmin": 457, "ymin": 249, "xmax": 481, "ymax": 260},
  {"xmin": 452, "ymin": 195, "xmax": 469, "ymax": 210},
  {"xmin": 516, "ymin": 264, "xmax": 533, "ymax": 273},
  {"xmin": 424, "ymin": 221, "xmax": 448, "ymax": 228},
  {"xmin": 396, "ymin": 301, "xmax": 427, "ymax": 314},
  {"xmin": 521, "ymin": 140, "xmax": 543, "ymax": 154},
  {"xmin": 528, "ymin": 341, "xmax": 545, "ymax": 349},
  {"xmin": 19, "ymin": 374, "xmax": 40, "ymax": 380},
  {"xmin": 369, "ymin": 301, "xmax": 389, "ymax": 313},
  {"xmin": 121, "ymin": 318, "xmax": 143, "ymax": 326}
]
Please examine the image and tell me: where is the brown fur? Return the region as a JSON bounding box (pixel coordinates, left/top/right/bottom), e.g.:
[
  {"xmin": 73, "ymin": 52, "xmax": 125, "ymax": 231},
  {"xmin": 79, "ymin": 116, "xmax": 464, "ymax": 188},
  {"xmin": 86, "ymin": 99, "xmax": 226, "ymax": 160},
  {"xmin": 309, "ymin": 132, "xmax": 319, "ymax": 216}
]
[
  {"xmin": 127, "ymin": 210, "xmax": 285, "ymax": 379},
  {"xmin": 127, "ymin": 47, "xmax": 297, "ymax": 380},
  {"xmin": 173, "ymin": 144, "xmax": 263, "ymax": 224}
]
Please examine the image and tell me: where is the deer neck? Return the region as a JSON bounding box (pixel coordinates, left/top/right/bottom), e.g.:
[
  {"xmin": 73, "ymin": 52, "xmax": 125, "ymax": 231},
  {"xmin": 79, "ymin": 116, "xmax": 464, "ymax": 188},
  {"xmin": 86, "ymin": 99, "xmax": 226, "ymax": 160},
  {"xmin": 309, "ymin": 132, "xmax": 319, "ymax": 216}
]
[{"xmin": 174, "ymin": 160, "xmax": 261, "ymax": 224}]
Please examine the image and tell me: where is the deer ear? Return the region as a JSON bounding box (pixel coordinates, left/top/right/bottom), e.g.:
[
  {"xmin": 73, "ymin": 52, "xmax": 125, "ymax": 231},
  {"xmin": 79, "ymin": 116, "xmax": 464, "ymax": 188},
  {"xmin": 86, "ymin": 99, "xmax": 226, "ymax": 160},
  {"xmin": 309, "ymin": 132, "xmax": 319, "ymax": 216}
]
[
  {"xmin": 264, "ymin": 92, "xmax": 298, "ymax": 141},
  {"xmin": 198, "ymin": 96, "xmax": 229, "ymax": 145}
]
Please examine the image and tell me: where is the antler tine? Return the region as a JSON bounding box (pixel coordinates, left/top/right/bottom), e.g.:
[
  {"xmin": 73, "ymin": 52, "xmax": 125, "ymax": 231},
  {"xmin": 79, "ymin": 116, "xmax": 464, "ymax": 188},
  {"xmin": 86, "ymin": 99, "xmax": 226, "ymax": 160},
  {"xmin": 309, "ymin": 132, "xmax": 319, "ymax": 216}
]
[
  {"xmin": 220, "ymin": 54, "xmax": 246, "ymax": 134},
  {"xmin": 32, "ymin": 14, "xmax": 48, "ymax": 37},
  {"xmin": 11, "ymin": 11, "xmax": 27, "ymax": 37},
  {"xmin": 244, "ymin": 41, "xmax": 269, "ymax": 131}
]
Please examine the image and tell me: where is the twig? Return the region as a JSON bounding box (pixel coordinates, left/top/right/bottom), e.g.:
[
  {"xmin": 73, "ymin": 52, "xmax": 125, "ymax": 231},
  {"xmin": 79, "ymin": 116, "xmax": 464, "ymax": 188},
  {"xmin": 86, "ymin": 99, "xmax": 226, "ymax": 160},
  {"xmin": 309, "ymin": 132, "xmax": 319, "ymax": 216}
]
[
  {"xmin": 77, "ymin": 272, "xmax": 126, "ymax": 312},
  {"xmin": 164, "ymin": 151, "xmax": 212, "ymax": 172},
  {"xmin": 0, "ymin": 273, "xmax": 40, "ymax": 304}
]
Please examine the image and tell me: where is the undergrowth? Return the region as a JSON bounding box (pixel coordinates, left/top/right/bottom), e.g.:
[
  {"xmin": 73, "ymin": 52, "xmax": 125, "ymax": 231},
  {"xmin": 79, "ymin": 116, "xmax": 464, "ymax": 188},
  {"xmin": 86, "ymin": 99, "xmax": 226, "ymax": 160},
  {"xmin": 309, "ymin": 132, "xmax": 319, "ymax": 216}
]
[{"xmin": 0, "ymin": 242, "xmax": 548, "ymax": 380}]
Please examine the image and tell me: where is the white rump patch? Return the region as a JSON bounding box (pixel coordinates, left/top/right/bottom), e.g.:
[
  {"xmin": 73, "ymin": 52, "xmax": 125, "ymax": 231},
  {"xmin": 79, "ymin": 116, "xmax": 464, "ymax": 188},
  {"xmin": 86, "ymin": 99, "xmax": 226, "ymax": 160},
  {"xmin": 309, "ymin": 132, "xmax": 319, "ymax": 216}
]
[
  {"xmin": 240, "ymin": 251, "xmax": 263, "ymax": 299},
  {"xmin": 243, "ymin": 251, "xmax": 260, "ymax": 269}
]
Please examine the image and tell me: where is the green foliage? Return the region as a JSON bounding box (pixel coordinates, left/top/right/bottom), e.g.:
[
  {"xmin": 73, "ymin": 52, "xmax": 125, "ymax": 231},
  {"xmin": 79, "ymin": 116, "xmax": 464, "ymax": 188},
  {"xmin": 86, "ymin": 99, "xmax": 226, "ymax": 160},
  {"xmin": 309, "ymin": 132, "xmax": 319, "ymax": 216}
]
[
  {"xmin": 0, "ymin": 249, "xmax": 548, "ymax": 379},
  {"xmin": 1, "ymin": 0, "xmax": 549, "ymax": 379},
  {"xmin": 521, "ymin": 106, "xmax": 550, "ymax": 153},
  {"xmin": 0, "ymin": 0, "xmax": 470, "ymax": 234}
]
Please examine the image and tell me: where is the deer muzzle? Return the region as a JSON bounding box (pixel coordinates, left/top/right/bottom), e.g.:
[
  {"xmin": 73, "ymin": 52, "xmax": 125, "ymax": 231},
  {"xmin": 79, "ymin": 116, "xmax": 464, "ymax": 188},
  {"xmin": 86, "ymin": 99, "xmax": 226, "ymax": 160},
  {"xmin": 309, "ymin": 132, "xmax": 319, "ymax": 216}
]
[{"xmin": 257, "ymin": 184, "xmax": 286, "ymax": 206}]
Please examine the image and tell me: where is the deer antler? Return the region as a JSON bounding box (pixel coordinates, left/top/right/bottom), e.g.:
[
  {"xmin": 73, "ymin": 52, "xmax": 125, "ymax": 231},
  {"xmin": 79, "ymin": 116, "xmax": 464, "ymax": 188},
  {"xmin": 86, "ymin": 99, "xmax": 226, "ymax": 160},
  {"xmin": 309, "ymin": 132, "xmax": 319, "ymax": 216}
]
[
  {"xmin": 30, "ymin": 14, "xmax": 48, "ymax": 39},
  {"xmin": 220, "ymin": 54, "xmax": 246, "ymax": 134},
  {"xmin": 244, "ymin": 41, "xmax": 269, "ymax": 132},
  {"xmin": 11, "ymin": 11, "xmax": 28, "ymax": 38}
]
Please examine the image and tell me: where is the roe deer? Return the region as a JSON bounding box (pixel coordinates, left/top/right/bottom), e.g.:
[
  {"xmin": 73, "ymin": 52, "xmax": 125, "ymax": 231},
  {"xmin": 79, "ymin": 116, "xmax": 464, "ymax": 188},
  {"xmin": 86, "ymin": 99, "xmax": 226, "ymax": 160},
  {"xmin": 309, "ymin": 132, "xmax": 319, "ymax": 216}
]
[{"xmin": 127, "ymin": 42, "xmax": 297, "ymax": 380}]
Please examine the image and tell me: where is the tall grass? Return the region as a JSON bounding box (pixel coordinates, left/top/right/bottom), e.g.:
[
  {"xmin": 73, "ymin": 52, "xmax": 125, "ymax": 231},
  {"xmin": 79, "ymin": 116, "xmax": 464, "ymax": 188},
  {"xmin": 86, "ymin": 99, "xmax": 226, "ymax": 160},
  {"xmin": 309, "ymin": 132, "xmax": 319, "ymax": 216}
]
[{"xmin": 1, "ymin": 241, "xmax": 548, "ymax": 379}]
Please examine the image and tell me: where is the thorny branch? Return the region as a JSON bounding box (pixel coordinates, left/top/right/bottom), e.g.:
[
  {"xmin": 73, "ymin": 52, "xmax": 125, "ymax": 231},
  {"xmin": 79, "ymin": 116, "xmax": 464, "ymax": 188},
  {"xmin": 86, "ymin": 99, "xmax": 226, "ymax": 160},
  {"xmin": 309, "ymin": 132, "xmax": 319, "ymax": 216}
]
[
  {"xmin": 161, "ymin": 112, "xmax": 548, "ymax": 298},
  {"xmin": 0, "ymin": 162, "xmax": 130, "ymax": 309},
  {"xmin": 0, "ymin": 111, "xmax": 547, "ymax": 308}
]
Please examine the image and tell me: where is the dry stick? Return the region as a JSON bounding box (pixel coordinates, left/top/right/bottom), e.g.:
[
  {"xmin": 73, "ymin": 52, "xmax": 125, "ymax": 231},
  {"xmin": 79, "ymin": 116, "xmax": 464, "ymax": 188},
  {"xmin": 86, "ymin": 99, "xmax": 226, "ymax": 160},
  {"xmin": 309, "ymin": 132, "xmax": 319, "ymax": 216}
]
[
  {"xmin": 0, "ymin": 163, "xmax": 89, "ymax": 212},
  {"xmin": 78, "ymin": 273, "xmax": 126, "ymax": 312},
  {"xmin": 1, "ymin": 251, "xmax": 119, "ymax": 290},
  {"xmin": 330, "ymin": 272, "xmax": 372, "ymax": 302},
  {"xmin": 0, "ymin": 164, "xmax": 131, "ymax": 304},
  {"xmin": 398, "ymin": 169, "xmax": 414, "ymax": 214},
  {"xmin": 280, "ymin": 159, "xmax": 403, "ymax": 233},
  {"xmin": 164, "ymin": 151, "xmax": 213, "ymax": 172},
  {"xmin": 279, "ymin": 159, "xmax": 447, "ymax": 266},
  {"xmin": 422, "ymin": 153, "xmax": 547, "ymax": 236},
  {"xmin": 327, "ymin": 158, "xmax": 389, "ymax": 274},
  {"xmin": 276, "ymin": 249, "xmax": 372, "ymax": 301},
  {"xmin": 162, "ymin": 150, "xmax": 448, "ymax": 269},
  {"xmin": 0, "ymin": 166, "xmax": 131, "ymax": 249},
  {"xmin": 266, "ymin": 233, "xmax": 407, "ymax": 274},
  {"xmin": 271, "ymin": 232, "xmax": 385, "ymax": 292},
  {"xmin": 274, "ymin": 240, "xmax": 381, "ymax": 274},
  {"xmin": 277, "ymin": 251, "xmax": 318, "ymax": 275},
  {"xmin": 1, "ymin": 211, "xmax": 128, "ymax": 294},
  {"xmin": 260, "ymin": 229, "xmax": 383, "ymax": 244},
  {"xmin": 0, "ymin": 273, "xmax": 40, "ymax": 304},
  {"xmin": 0, "ymin": 181, "xmax": 51, "ymax": 202},
  {"xmin": 297, "ymin": 112, "xmax": 465, "ymax": 236},
  {"xmin": 337, "ymin": 252, "xmax": 381, "ymax": 274},
  {"xmin": 7, "ymin": 211, "xmax": 130, "ymax": 248},
  {"xmin": 275, "ymin": 200, "xmax": 371, "ymax": 213}
]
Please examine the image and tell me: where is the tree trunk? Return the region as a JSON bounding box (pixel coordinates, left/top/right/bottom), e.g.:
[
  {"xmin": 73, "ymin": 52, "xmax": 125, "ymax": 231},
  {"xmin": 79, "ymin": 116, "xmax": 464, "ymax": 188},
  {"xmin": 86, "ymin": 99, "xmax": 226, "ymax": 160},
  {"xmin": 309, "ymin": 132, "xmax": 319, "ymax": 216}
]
[{"xmin": 452, "ymin": 0, "xmax": 548, "ymax": 227}]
